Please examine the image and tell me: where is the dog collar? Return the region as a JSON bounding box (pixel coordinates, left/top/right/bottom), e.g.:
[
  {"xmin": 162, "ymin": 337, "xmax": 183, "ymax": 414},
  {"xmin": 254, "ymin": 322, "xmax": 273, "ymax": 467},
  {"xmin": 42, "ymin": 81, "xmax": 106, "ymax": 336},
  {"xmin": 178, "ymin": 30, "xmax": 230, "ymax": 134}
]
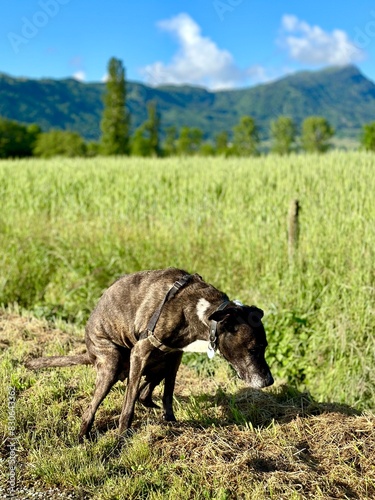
[{"xmin": 207, "ymin": 300, "xmax": 231, "ymax": 359}]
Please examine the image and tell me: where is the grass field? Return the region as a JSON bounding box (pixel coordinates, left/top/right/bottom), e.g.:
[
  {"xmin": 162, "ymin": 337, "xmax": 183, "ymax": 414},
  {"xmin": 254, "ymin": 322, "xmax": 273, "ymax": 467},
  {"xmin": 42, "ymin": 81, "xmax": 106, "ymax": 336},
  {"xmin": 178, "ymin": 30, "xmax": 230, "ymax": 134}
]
[{"xmin": 1, "ymin": 153, "xmax": 374, "ymax": 498}]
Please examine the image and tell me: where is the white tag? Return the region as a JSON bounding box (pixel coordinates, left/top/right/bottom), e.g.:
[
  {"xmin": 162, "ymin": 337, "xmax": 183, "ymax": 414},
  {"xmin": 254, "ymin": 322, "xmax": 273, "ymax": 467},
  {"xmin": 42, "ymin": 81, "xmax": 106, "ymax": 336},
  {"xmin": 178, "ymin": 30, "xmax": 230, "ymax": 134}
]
[
  {"xmin": 182, "ymin": 340, "xmax": 209, "ymax": 353},
  {"xmin": 233, "ymin": 299, "xmax": 244, "ymax": 306},
  {"xmin": 207, "ymin": 346, "xmax": 216, "ymax": 359}
]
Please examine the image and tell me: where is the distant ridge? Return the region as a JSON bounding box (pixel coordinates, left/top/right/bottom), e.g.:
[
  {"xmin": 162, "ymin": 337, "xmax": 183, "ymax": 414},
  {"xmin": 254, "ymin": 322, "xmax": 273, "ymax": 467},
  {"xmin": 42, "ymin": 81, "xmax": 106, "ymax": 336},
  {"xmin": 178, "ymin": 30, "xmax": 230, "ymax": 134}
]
[{"xmin": 0, "ymin": 65, "xmax": 374, "ymax": 141}]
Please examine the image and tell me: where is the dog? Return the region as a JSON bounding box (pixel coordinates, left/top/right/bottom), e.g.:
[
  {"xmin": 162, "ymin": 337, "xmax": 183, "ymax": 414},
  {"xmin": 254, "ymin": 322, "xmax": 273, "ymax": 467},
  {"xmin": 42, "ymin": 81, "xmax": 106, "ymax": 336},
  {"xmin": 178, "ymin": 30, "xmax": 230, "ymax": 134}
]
[{"xmin": 26, "ymin": 268, "xmax": 273, "ymax": 440}]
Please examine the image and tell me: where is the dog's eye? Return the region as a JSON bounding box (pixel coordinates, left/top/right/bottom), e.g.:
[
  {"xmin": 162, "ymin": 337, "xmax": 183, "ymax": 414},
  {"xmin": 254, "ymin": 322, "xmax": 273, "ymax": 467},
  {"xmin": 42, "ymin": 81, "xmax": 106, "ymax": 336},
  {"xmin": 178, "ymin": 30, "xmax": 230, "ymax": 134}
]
[
  {"xmin": 249, "ymin": 345, "xmax": 266, "ymax": 355},
  {"xmin": 229, "ymin": 322, "xmax": 241, "ymax": 333}
]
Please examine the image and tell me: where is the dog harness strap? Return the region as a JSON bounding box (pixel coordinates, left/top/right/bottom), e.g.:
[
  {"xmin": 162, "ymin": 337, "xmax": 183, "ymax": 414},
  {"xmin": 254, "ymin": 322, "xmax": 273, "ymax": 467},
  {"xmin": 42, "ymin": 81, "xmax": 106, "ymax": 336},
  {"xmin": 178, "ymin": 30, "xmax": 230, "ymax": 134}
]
[
  {"xmin": 147, "ymin": 333, "xmax": 178, "ymax": 352},
  {"xmin": 140, "ymin": 274, "xmax": 194, "ymax": 351},
  {"xmin": 146, "ymin": 274, "xmax": 193, "ymax": 334}
]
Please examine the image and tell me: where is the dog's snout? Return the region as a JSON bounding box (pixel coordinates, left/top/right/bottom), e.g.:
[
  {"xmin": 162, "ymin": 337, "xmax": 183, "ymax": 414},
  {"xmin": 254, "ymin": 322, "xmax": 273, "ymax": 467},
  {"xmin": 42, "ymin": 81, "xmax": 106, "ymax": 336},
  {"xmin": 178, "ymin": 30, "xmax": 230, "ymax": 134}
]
[
  {"xmin": 243, "ymin": 370, "xmax": 274, "ymax": 389},
  {"xmin": 264, "ymin": 372, "xmax": 274, "ymax": 387},
  {"xmin": 255, "ymin": 372, "xmax": 274, "ymax": 389}
]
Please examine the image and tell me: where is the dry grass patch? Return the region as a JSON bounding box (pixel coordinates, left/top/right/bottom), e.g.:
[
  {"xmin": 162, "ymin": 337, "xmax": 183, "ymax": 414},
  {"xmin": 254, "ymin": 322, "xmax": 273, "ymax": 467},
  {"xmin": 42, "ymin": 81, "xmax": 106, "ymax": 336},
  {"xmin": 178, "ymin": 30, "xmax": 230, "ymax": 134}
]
[
  {"xmin": 1, "ymin": 311, "xmax": 374, "ymax": 499},
  {"xmin": 146, "ymin": 413, "xmax": 374, "ymax": 499}
]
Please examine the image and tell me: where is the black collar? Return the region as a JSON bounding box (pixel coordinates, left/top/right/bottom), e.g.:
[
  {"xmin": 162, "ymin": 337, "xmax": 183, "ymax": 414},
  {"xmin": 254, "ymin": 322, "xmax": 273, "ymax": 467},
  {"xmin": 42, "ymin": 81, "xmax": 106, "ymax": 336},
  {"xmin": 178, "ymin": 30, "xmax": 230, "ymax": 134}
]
[{"xmin": 207, "ymin": 300, "xmax": 231, "ymax": 357}]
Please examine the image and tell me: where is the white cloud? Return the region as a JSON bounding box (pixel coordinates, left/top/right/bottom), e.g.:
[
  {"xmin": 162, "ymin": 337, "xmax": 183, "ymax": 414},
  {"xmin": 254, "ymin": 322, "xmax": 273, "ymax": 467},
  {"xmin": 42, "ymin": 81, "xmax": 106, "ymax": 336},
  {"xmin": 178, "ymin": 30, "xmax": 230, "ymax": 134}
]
[
  {"xmin": 141, "ymin": 13, "xmax": 268, "ymax": 90},
  {"xmin": 72, "ymin": 70, "xmax": 86, "ymax": 82},
  {"xmin": 280, "ymin": 14, "xmax": 364, "ymax": 66}
]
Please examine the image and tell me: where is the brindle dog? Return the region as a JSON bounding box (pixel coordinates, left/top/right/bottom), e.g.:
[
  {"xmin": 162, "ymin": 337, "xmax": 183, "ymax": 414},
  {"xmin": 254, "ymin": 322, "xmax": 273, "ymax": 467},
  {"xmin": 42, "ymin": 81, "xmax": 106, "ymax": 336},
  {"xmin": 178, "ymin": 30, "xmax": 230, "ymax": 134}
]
[{"xmin": 26, "ymin": 268, "xmax": 273, "ymax": 440}]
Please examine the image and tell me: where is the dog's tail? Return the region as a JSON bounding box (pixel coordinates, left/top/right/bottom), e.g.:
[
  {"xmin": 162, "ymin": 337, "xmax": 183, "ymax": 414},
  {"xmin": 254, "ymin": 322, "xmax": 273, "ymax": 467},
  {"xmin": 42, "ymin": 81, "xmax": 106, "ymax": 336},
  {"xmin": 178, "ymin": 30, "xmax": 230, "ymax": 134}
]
[{"xmin": 25, "ymin": 353, "xmax": 91, "ymax": 370}]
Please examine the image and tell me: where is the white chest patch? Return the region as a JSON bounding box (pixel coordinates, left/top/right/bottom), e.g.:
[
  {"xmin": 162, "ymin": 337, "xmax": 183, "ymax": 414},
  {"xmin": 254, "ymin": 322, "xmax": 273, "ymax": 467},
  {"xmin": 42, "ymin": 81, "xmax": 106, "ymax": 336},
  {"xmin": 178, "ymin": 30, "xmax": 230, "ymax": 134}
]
[
  {"xmin": 183, "ymin": 298, "xmax": 212, "ymax": 353},
  {"xmin": 196, "ymin": 298, "xmax": 211, "ymax": 326},
  {"xmin": 182, "ymin": 340, "xmax": 209, "ymax": 353}
]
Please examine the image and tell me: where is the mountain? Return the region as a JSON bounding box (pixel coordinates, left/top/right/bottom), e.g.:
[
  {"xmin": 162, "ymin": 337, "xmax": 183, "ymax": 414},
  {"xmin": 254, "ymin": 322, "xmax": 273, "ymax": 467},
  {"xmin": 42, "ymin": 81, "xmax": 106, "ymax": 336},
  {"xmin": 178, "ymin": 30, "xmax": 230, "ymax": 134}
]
[{"xmin": 0, "ymin": 65, "xmax": 374, "ymax": 141}]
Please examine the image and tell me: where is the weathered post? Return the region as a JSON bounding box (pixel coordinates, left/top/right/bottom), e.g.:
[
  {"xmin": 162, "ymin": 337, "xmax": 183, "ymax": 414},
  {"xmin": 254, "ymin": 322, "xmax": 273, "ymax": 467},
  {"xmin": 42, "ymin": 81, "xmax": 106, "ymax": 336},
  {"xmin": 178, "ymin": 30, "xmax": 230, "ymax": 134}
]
[{"xmin": 288, "ymin": 199, "xmax": 300, "ymax": 261}]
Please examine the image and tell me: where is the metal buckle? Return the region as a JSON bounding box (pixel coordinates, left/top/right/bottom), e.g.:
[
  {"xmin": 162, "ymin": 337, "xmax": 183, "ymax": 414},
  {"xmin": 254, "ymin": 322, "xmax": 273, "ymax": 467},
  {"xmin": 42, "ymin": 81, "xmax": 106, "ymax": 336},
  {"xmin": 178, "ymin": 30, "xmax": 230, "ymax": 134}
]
[
  {"xmin": 173, "ymin": 280, "xmax": 184, "ymax": 290},
  {"xmin": 207, "ymin": 320, "xmax": 217, "ymax": 359}
]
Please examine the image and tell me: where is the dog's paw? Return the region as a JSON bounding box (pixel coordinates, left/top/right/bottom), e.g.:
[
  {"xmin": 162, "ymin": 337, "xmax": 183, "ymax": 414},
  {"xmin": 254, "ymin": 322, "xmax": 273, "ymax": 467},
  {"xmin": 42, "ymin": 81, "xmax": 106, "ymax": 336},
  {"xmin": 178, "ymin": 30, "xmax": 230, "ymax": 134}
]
[
  {"xmin": 163, "ymin": 413, "xmax": 177, "ymax": 422},
  {"xmin": 139, "ymin": 398, "xmax": 160, "ymax": 409}
]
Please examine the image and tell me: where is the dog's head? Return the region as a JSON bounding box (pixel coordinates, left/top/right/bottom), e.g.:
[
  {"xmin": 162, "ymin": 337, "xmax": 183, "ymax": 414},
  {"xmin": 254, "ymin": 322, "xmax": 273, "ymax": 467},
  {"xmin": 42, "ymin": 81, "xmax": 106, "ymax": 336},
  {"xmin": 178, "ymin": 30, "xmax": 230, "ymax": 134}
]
[{"xmin": 209, "ymin": 304, "xmax": 274, "ymax": 389}]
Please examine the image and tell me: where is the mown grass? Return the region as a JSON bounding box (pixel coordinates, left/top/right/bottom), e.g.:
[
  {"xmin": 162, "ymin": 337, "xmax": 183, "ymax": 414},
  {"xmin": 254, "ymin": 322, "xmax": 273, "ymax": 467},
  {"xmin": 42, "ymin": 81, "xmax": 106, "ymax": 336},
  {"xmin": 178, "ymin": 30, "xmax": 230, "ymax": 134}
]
[
  {"xmin": 1, "ymin": 153, "xmax": 375, "ymax": 498},
  {"xmin": 1, "ymin": 312, "xmax": 374, "ymax": 499}
]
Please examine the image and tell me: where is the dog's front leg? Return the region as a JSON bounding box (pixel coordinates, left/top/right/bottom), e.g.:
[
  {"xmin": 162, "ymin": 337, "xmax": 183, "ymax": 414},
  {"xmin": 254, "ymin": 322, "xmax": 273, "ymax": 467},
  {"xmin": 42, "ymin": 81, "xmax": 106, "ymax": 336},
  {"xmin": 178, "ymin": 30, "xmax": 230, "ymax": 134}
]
[
  {"xmin": 118, "ymin": 341, "xmax": 152, "ymax": 434},
  {"xmin": 163, "ymin": 351, "xmax": 183, "ymax": 421}
]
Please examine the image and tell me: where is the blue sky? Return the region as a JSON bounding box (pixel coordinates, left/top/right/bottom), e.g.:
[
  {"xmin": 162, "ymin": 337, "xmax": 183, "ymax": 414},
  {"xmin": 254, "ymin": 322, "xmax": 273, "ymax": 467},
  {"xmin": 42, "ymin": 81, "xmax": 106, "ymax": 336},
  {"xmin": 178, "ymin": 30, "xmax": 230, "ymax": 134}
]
[{"xmin": 1, "ymin": 0, "xmax": 375, "ymax": 89}]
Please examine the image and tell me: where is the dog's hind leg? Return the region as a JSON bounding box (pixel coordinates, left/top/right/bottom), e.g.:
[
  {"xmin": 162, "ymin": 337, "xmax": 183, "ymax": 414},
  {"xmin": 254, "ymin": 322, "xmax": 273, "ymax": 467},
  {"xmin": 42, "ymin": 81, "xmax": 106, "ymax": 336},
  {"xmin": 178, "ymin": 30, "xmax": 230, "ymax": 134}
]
[
  {"xmin": 137, "ymin": 355, "xmax": 166, "ymax": 409},
  {"xmin": 79, "ymin": 348, "xmax": 125, "ymax": 442},
  {"xmin": 137, "ymin": 351, "xmax": 183, "ymax": 418},
  {"xmin": 162, "ymin": 352, "xmax": 183, "ymax": 422},
  {"xmin": 138, "ymin": 379, "xmax": 160, "ymax": 409}
]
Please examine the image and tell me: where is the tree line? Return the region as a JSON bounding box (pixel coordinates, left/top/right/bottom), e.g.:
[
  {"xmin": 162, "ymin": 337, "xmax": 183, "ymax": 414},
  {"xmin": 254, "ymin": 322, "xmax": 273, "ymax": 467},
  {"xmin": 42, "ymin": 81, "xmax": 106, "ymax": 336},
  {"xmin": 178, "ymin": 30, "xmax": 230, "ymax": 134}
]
[{"xmin": 1, "ymin": 57, "xmax": 375, "ymax": 159}]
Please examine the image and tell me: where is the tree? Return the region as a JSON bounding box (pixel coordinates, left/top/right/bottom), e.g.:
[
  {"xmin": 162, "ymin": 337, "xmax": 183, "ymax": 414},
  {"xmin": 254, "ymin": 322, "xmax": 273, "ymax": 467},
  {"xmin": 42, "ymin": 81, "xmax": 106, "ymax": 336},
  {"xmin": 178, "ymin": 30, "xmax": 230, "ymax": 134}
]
[
  {"xmin": 86, "ymin": 141, "xmax": 100, "ymax": 157},
  {"xmin": 360, "ymin": 122, "xmax": 375, "ymax": 151},
  {"xmin": 176, "ymin": 127, "xmax": 203, "ymax": 155},
  {"xmin": 144, "ymin": 101, "xmax": 161, "ymax": 157},
  {"xmin": 232, "ymin": 116, "xmax": 259, "ymax": 156},
  {"xmin": 215, "ymin": 131, "xmax": 229, "ymax": 155},
  {"xmin": 26, "ymin": 124, "xmax": 42, "ymax": 153},
  {"xmin": 270, "ymin": 116, "xmax": 297, "ymax": 155},
  {"xmin": 301, "ymin": 116, "xmax": 334, "ymax": 153},
  {"xmin": 33, "ymin": 130, "xmax": 87, "ymax": 158},
  {"xmin": 130, "ymin": 101, "xmax": 161, "ymax": 157},
  {"xmin": 130, "ymin": 125, "xmax": 151, "ymax": 157},
  {"xmin": 199, "ymin": 142, "xmax": 216, "ymax": 156},
  {"xmin": 163, "ymin": 126, "xmax": 177, "ymax": 156},
  {"xmin": 0, "ymin": 118, "xmax": 41, "ymax": 158},
  {"xmin": 100, "ymin": 57, "xmax": 130, "ymax": 155}
]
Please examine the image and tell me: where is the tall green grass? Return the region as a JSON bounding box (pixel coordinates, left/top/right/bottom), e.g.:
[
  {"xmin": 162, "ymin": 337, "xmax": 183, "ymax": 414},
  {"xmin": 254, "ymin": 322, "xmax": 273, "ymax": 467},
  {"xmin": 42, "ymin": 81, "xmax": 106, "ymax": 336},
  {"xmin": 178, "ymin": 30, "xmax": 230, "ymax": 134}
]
[{"xmin": 1, "ymin": 153, "xmax": 374, "ymax": 408}]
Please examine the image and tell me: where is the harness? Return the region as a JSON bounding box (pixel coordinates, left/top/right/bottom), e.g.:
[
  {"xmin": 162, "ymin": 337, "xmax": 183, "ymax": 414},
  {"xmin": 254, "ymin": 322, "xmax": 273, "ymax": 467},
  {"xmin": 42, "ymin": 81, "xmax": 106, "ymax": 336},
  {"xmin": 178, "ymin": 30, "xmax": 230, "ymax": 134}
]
[
  {"xmin": 138, "ymin": 274, "xmax": 231, "ymax": 356},
  {"xmin": 138, "ymin": 274, "xmax": 194, "ymax": 353}
]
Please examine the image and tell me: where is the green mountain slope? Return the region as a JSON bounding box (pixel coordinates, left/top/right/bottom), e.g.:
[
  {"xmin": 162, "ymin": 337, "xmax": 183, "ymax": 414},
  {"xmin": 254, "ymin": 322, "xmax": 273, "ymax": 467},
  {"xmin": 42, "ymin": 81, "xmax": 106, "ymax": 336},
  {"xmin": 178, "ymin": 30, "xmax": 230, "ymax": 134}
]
[{"xmin": 0, "ymin": 65, "xmax": 374, "ymax": 141}]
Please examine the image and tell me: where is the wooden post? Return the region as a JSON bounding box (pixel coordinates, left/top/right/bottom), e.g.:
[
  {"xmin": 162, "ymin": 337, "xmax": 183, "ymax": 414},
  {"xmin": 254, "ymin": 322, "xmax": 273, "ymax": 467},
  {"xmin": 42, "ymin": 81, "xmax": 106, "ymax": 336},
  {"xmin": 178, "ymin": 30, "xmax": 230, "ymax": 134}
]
[{"xmin": 288, "ymin": 199, "xmax": 300, "ymax": 261}]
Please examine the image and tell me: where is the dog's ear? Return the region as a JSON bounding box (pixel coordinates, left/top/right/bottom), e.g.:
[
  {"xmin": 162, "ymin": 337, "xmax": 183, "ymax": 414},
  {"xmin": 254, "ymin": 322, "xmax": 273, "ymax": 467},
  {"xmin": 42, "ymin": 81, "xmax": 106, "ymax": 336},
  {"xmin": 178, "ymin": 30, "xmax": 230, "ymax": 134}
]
[
  {"xmin": 208, "ymin": 308, "xmax": 238, "ymax": 322},
  {"xmin": 245, "ymin": 306, "xmax": 264, "ymax": 327},
  {"xmin": 249, "ymin": 305, "xmax": 264, "ymax": 319}
]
